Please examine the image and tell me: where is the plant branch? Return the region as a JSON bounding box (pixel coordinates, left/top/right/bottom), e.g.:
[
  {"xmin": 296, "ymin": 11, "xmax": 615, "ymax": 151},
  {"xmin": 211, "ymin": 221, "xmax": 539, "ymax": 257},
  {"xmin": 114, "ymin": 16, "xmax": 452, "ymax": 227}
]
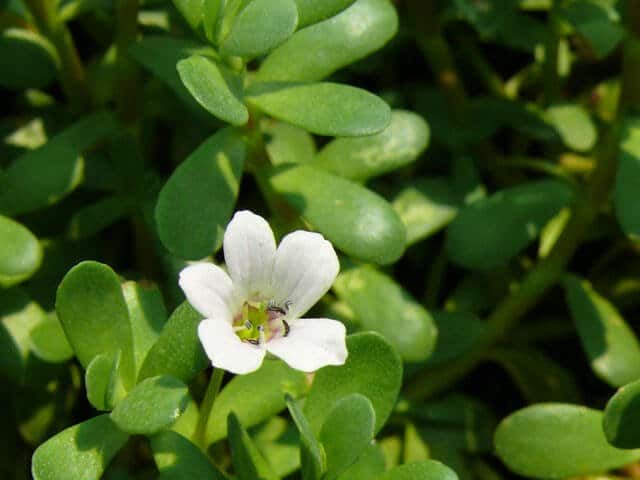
[{"xmin": 195, "ymin": 368, "xmax": 224, "ymax": 451}]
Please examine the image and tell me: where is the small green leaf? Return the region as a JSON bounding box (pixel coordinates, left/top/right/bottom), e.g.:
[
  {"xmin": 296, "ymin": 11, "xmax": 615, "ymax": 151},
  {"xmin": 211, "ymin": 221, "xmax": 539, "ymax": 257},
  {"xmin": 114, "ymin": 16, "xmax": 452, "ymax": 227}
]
[
  {"xmin": 564, "ymin": 275, "xmax": 640, "ymax": 387},
  {"xmin": 228, "ymin": 413, "xmax": 279, "ymax": 480},
  {"xmin": 262, "ymin": 119, "xmax": 316, "ymax": 166},
  {"xmin": 339, "ymin": 444, "xmax": 386, "ymax": 480},
  {"xmin": 545, "ymin": 104, "xmax": 597, "ymax": 152},
  {"xmin": 374, "ymin": 460, "xmax": 459, "ymax": 480},
  {"xmin": 177, "ymin": 55, "xmax": 248, "ymax": 125},
  {"xmin": 333, "ymin": 265, "xmax": 437, "ymax": 362},
  {"xmin": 257, "ymin": 0, "xmax": 397, "ymax": 81},
  {"xmin": 446, "ymin": 180, "xmax": 573, "ymax": 270},
  {"xmin": 110, "ymin": 375, "xmax": 189, "ymax": 435},
  {"xmin": 313, "ymin": 110, "xmax": 429, "ymax": 181},
  {"xmin": 68, "ymin": 195, "xmax": 131, "ymax": 240},
  {"xmin": 495, "ymin": 403, "xmax": 640, "ymax": 478},
  {"xmin": 246, "ymin": 82, "xmax": 391, "ymax": 137},
  {"xmin": 286, "ymin": 394, "xmax": 325, "ymax": 480},
  {"xmin": 156, "ymin": 127, "xmax": 245, "ymax": 259},
  {"xmin": 172, "ymin": 0, "xmax": 205, "ymax": 33},
  {"xmin": 267, "ymin": 164, "xmax": 405, "ymax": 264},
  {"xmin": 0, "ymin": 28, "xmax": 57, "ymax": 90},
  {"xmin": 304, "ymin": 332, "xmax": 402, "ymax": 435},
  {"xmin": 205, "ymin": 360, "xmax": 308, "ymax": 444},
  {"xmin": 56, "ymin": 261, "xmax": 135, "ymax": 389},
  {"xmin": 320, "ymin": 394, "xmax": 375, "ymax": 480},
  {"xmin": 138, "ymin": 302, "xmax": 208, "ymax": 384},
  {"xmin": 0, "ymin": 216, "xmax": 42, "ymax": 288},
  {"xmin": 293, "ymin": 0, "xmax": 356, "ymax": 27},
  {"xmin": 29, "ymin": 313, "xmax": 73, "ymax": 363},
  {"xmin": 85, "ymin": 352, "xmax": 124, "ymax": 411},
  {"xmin": 392, "ymin": 177, "xmax": 460, "ymax": 246},
  {"xmin": 122, "ymin": 281, "xmax": 167, "ymax": 374},
  {"xmin": 220, "ymin": 0, "xmax": 298, "ymax": 58},
  {"xmin": 31, "ymin": 415, "xmax": 129, "ymax": 480},
  {"xmin": 604, "ymin": 379, "xmax": 640, "ymax": 449},
  {"xmin": 151, "ymin": 430, "xmax": 226, "ymax": 479},
  {"xmin": 560, "ymin": 1, "xmax": 623, "ymax": 58},
  {"xmin": 614, "ymin": 116, "xmax": 640, "ymax": 239},
  {"xmin": 488, "ymin": 347, "xmax": 582, "ymax": 403}
]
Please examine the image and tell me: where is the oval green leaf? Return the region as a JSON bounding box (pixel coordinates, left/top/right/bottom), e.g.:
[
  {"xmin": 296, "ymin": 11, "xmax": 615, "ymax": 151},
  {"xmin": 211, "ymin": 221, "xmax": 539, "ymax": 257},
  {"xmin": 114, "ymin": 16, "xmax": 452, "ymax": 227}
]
[
  {"xmin": 29, "ymin": 313, "xmax": 73, "ymax": 363},
  {"xmin": 426, "ymin": 311, "xmax": 487, "ymax": 366},
  {"xmin": 138, "ymin": 302, "xmax": 208, "ymax": 384},
  {"xmin": 151, "ymin": 430, "xmax": 226, "ymax": 479},
  {"xmin": 110, "ymin": 375, "xmax": 189, "ymax": 435},
  {"xmin": 0, "ymin": 216, "xmax": 42, "ymax": 288},
  {"xmin": 205, "ymin": 360, "xmax": 308, "ymax": 444},
  {"xmin": 246, "ymin": 82, "xmax": 391, "ymax": 137},
  {"xmin": 0, "ymin": 28, "xmax": 57, "ymax": 90},
  {"xmin": 155, "ymin": 127, "xmax": 245, "ymax": 259},
  {"xmin": 286, "ymin": 395, "xmax": 324, "ymax": 480},
  {"xmin": 446, "ymin": 180, "xmax": 574, "ymax": 270},
  {"xmin": 303, "ymin": 332, "xmax": 402, "ymax": 435},
  {"xmin": 545, "ymin": 104, "xmax": 597, "ymax": 152},
  {"xmin": 374, "ymin": 460, "xmax": 459, "ymax": 480},
  {"xmin": 31, "ymin": 415, "xmax": 129, "ymax": 480},
  {"xmin": 267, "ymin": 164, "xmax": 405, "ymax": 264},
  {"xmin": 604, "ymin": 379, "xmax": 640, "ymax": 449},
  {"xmin": 564, "ymin": 275, "xmax": 640, "ymax": 387},
  {"xmin": 495, "ymin": 403, "xmax": 640, "ymax": 478},
  {"xmin": 55, "ymin": 261, "xmax": 135, "ymax": 388},
  {"xmin": 85, "ymin": 352, "xmax": 124, "ymax": 411},
  {"xmin": 320, "ymin": 394, "xmax": 375, "ymax": 480},
  {"xmin": 220, "ymin": 0, "xmax": 298, "ymax": 58},
  {"xmin": 228, "ymin": 413, "xmax": 279, "ymax": 480},
  {"xmin": 262, "ymin": 119, "xmax": 316, "ymax": 166},
  {"xmin": 257, "ymin": 0, "xmax": 397, "ymax": 81},
  {"xmin": 333, "ymin": 265, "xmax": 436, "ymax": 361},
  {"xmin": 177, "ymin": 55, "xmax": 248, "ymax": 125},
  {"xmin": 313, "ymin": 110, "xmax": 429, "ymax": 181}
]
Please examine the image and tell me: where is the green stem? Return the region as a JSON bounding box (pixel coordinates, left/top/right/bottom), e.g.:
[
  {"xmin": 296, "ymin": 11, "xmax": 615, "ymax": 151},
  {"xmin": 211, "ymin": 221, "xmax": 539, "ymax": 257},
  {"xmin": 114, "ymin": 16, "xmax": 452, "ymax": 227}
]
[
  {"xmin": 115, "ymin": 0, "xmax": 140, "ymax": 123},
  {"xmin": 195, "ymin": 368, "xmax": 224, "ymax": 450},
  {"xmin": 542, "ymin": 1, "xmax": 561, "ymax": 105},
  {"xmin": 454, "ymin": 31, "xmax": 506, "ymax": 98},
  {"xmin": 23, "ymin": 0, "xmax": 89, "ymax": 108}
]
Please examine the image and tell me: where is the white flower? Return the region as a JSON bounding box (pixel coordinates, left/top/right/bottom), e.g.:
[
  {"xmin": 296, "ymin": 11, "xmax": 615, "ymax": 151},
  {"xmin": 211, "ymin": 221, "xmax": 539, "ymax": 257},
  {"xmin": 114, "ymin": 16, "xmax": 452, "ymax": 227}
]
[{"xmin": 179, "ymin": 210, "xmax": 348, "ymax": 375}]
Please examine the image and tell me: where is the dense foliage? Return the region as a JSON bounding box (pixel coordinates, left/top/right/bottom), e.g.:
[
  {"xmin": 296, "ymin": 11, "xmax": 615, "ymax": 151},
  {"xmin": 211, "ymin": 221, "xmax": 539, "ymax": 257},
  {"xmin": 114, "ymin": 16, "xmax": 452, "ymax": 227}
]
[{"xmin": 3, "ymin": 0, "xmax": 640, "ymax": 479}]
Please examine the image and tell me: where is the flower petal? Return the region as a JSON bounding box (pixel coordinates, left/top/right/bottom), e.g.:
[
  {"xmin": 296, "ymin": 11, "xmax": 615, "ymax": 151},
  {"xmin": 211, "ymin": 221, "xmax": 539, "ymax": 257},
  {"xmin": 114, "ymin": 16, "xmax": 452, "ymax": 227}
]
[
  {"xmin": 224, "ymin": 210, "xmax": 277, "ymax": 301},
  {"xmin": 270, "ymin": 231, "xmax": 339, "ymax": 319},
  {"xmin": 198, "ymin": 317, "xmax": 266, "ymax": 374},
  {"xmin": 266, "ymin": 318, "xmax": 347, "ymax": 372},
  {"xmin": 179, "ymin": 262, "xmax": 235, "ymax": 320}
]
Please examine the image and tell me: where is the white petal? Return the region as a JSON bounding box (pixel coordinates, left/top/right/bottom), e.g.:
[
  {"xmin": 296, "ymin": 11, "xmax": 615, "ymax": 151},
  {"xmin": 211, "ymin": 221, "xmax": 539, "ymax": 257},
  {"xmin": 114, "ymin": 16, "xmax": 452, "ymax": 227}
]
[
  {"xmin": 270, "ymin": 231, "xmax": 339, "ymax": 319},
  {"xmin": 179, "ymin": 263, "xmax": 235, "ymax": 320},
  {"xmin": 224, "ymin": 211, "xmax": 277, "ymax": 301},
  {"xmin": 266, "ymin": 318, "xmax": 347, "ymax": 372},
  {"xmin": 198, "ymin": 318, "xmax": 266, "ymax": 375}
]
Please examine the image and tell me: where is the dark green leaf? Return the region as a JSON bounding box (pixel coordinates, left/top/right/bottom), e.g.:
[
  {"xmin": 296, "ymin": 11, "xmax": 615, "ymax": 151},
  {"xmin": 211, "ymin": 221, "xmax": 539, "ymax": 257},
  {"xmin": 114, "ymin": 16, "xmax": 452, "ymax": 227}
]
[
  {"xmin": 0, "ymin": 215, "xmax": 42, "ymax": 288},
  {"xmin": 560, "ymin": 1, "xmax": 623, "ymax": 58},
  {"xmin": 220, "ymin": 0, "xmax": 298, "ymax": 58},
  {"xmin": 0, "ymin": 28, "xmax": 57, "ymax": 90},
  {"xmin": 177, "ymin": 55, "xmax": 248, "ymax": 125},
  {"xmin": 603, "ymin": 378, "xmax": 640, "ymax": 449},
  {"xmin": 564, "ymin": 275, "xmax": 640, "ymax": 387},
  {"xmin": 205, "ymin": 360, "xmax": 308, "ymax": 444},
  {"xmin": 156, "ymin": 127, "xmax": 245, "ymax": 259},
  {"xmin": 267, "ymin": 164, "xmax": 405, "ymax": 264},
  {"xmin": 138, "ymin": 302, "xmax": 208, "ymax": 384},
  {"xmin": 495, "ymin": 403, "xmax": 640, "ymax": 478},
  {"xmin": 333, "ymin": 265, "xmax": 437, "ymax": 361},
  {"xmin": 304, "ymin": 332, "xmax": 402, "ymax": 435},
  {"xmin": 68, "ymin": 195, "xmax": 131, "ymax": 240},
  {"xmin": 246, "ymin": 82, "xmax": 391, "ymax": 136},
  {"xmin": 286, "ymin": 394, "xmax": 325, "ymax": 480},
  {"xmin": 31, "ymin": 415, "xmax": 129, "ymax": 480},
  {"xmin": 151, "ymin": 430, "xmax": 226, "ymax": 479},
  {"xmin": 110, "ymin": 376, "xmax": 189, "ymax": 434},
  {"xmin": 56, "ymin": 261, "xmax": 135, "ymax": 389},
  {"xmin": 374, "ymin": 460, "xmax": 459, "ymax": 480},
  {"xmin": 427, "ymin": 311, "xmax": 487, "ymax": 366},
  {"xmin": 313, "ymin": 110, "xmax": 429, "ymax": 181},
  {"xmin": 615, "ymin": 116, "xmax": 640, "ymax": 239},
  {"xmin": 446, "ymin": 180, "xmax": 574, "ymax": 270},
  {"xmin": 320, "ymin": 394, "xmax": 375, "ymax": 480},
  {"xmin": 228, "ymin": 413, "xmax": 279, "ymax": 480}
]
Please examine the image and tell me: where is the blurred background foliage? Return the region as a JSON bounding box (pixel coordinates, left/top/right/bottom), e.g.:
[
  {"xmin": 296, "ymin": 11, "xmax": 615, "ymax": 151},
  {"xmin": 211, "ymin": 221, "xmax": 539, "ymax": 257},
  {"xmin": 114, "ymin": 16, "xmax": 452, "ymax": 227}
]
[{"xmin": 3, "ymin": 0, "xmax": 640, "ymax": 479}]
